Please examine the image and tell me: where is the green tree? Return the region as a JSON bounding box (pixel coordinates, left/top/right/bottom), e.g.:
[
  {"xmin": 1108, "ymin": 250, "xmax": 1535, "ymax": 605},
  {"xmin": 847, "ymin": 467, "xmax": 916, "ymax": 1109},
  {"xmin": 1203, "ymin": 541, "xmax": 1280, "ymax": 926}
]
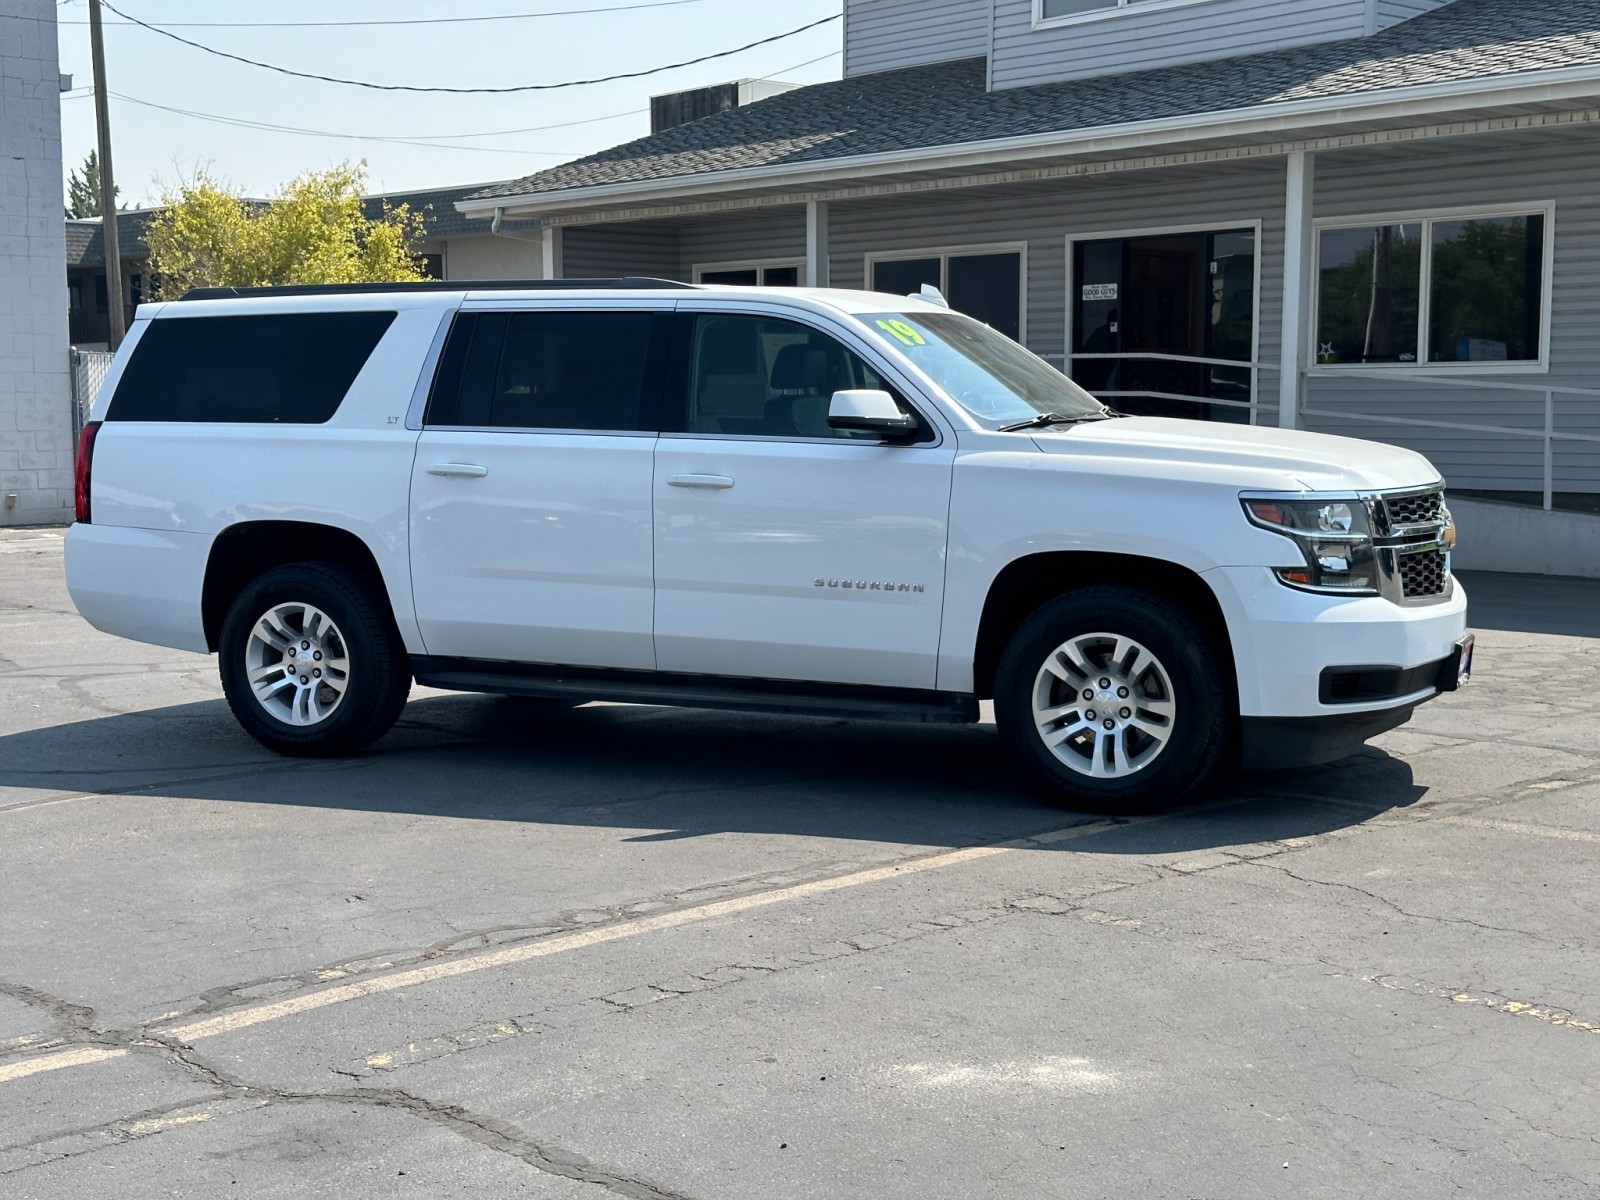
[
  {"xmin": 144, "ymin": 161, "xmax": 429, "ymax": 299},
  {"xmin": 65, "ymin": 149, "xmax": 118, "ymax": 219}
]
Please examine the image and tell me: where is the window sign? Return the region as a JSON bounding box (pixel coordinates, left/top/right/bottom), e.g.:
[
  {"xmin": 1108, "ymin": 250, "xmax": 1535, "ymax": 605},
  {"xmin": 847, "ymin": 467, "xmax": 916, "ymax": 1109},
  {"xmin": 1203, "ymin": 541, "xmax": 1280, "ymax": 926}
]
[
  {"xmin": 1316, "ymin": 213, "xmax": 1545, "ymax": 366},
  {"xmin": 1081, "ymin": 283, "xmax": 1118, "ymax": 301}
]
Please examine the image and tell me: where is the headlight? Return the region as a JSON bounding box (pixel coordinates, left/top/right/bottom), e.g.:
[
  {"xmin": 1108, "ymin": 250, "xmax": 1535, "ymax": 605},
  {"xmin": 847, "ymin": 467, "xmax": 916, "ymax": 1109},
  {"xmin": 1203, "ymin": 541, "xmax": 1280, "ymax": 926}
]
[{"xmin": 1242, "ymin": 495, "xmax": 1379, "ymax": 594}]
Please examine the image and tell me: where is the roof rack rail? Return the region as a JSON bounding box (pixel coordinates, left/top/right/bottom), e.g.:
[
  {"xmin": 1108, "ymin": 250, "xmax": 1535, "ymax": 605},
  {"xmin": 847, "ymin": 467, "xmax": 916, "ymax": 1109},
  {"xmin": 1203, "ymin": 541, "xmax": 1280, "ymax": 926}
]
[{"xmin": 178, "ymin": 277, "xmax": 698, "ymax": 301}]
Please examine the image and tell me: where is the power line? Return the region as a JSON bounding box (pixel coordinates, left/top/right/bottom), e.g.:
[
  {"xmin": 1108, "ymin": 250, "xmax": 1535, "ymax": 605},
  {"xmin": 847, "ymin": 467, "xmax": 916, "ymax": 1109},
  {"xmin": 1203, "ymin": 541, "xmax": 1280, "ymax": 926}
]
[
  {"xmin": 109, "ymin": 91, "xmax": 650, "ymax": 149},
  {"xmin": 63, "ymin": 0, "xmax": 709, "ymax": 27},
  {"xmin": 104, "ymin": 92, "xmax": 587, "ymax": 156},
  {"xmin": 97, "ymin": 2, "xmax": 842, "ymax": 94},
  {"xmin": 59, "ymin": 46, "xmax": 840, "ymax": 164}
]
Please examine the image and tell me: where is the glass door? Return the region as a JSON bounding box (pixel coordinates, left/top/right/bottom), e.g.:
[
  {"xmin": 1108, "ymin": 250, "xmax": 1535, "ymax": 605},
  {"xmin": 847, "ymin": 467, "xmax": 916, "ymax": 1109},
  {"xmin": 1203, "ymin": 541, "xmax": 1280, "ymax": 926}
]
[{"xmin": 1071, "ymin": 228, "xmax": 1256, "ymax": 423}]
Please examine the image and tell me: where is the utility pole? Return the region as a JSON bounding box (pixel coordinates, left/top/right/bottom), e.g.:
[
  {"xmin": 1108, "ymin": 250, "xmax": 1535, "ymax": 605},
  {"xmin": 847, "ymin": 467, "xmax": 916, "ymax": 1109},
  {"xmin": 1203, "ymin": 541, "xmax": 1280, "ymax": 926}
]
[{"xmin": 88, "ymin": 0, "xmax": 124, "ymax": 349}]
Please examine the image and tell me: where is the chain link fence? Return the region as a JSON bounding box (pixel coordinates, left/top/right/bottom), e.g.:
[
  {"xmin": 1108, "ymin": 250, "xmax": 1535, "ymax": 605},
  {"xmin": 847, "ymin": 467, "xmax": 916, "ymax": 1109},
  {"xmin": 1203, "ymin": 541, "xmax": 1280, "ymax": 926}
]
[{"xmin": 70, "ymin": 348, "xmax": 115, "ymax": 439}]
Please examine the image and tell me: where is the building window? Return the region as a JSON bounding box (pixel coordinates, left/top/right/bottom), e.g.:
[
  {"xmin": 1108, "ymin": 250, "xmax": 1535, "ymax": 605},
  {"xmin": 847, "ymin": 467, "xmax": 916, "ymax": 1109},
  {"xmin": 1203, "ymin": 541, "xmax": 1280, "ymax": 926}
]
[
  {"xmin": 694, "ymin": 260, "xmax": 805, "ymax": 287},
  {"xmin": 868, "ymin": 247, "xmax": 1024, "ymax": 341},
  {"xmin": 419, "ymin": 253, "xmax": 444, "ymax": 280},
  {"xmin": 1068, "ymin": 226, "xmax": 1257, "ymax": 423},
  {"xmin": 1315, "ymin": 212, "xmax": 1547, "ymax": 366},
  {"xmin": 1039, "ymin": 0, "xmax": 1168, "ymax": 20}
]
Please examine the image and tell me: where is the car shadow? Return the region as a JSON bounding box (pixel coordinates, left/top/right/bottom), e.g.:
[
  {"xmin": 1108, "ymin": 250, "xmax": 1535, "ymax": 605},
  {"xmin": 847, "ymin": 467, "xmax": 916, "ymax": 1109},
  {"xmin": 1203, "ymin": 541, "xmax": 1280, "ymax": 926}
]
[
  {"xmin": 0, "ymin": 693, "xmax": 1426, "ymax": 855},
  {"xmin": 1456, "ymin": 570, "xmax": 1600, "ymax": 638}
]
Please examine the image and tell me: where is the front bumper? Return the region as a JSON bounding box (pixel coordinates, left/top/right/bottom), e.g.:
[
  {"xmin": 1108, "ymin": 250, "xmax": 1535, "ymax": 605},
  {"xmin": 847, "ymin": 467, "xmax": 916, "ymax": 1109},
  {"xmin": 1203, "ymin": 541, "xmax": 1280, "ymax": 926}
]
[{"xmin": 1203, "ymin": 564, "xmax": 1469, "ymax": 719}]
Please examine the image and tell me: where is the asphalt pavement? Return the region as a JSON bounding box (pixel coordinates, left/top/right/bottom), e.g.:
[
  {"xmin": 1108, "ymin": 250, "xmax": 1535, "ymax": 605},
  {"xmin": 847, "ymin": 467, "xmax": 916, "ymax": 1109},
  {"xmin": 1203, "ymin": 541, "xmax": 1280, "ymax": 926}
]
[{"xmin": 1, "ymin": 527, "xmax": 1596, "ymax": 1199}]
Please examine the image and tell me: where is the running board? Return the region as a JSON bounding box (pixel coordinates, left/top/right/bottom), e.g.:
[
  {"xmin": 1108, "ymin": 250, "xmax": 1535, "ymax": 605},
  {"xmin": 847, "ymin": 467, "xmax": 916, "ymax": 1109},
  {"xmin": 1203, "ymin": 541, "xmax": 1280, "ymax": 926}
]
[{"xmin": 410, "ymin": 657, "xmax": 980, "ymax": 725}]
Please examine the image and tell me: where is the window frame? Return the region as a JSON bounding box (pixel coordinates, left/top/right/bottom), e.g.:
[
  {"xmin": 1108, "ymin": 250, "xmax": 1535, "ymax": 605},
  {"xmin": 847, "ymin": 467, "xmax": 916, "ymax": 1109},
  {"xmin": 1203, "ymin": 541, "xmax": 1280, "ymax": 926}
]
[
  {"xmin": 692, "ymin": 258, "xmax": 808, "ymax": 286},
  {"xmin": 864, "ymin": 242, "xmax": 1029, "ymax": 344},
  {"xmin": 1033, "ymin": 0, "xmax": 1218, "ymax": 32},
  {"xmin": 1063, "ymin": 218, "xmax": 1265, "ymax": 422},
  {"xmin": 1311, "ymin": 201, "xmax": 1556, "ymax": 375}
]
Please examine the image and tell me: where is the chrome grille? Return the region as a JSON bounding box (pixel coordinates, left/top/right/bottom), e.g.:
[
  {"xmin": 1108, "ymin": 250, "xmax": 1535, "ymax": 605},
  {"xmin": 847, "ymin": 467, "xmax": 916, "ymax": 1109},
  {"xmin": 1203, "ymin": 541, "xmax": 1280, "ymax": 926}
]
[
  {"xmin": 1383, "ymin": 490, "xmax": 1444, "ymax": 529},
  {"xmin": 1398, "ymin": 549, "xmax": 1448, "ymax": 599}
]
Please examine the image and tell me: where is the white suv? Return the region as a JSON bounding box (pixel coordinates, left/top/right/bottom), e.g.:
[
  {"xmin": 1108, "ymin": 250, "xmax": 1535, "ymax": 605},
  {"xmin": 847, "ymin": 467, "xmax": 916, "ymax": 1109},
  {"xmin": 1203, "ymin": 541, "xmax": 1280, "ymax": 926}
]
[{"xmin": 65, "ymin": 280, "xmax": 1471, "ymax": 812}]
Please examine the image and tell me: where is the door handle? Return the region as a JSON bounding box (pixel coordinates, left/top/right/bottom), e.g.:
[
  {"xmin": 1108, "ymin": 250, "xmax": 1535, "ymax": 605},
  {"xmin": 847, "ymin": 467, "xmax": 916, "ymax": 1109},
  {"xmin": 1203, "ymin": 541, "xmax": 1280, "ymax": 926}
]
[
  {"xmin": 427, "ymin": 463, "xmax": 489, "ymax": 478},
  {"xmin": 667, "ymin": 473, "xmax": 735, "ymax": 490}
]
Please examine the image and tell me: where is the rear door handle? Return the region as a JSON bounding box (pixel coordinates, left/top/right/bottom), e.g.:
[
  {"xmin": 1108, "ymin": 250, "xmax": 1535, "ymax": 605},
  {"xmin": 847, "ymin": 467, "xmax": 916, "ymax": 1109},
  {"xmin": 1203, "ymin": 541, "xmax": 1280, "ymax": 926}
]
[
  {"xmin": 667, "ymin": 473, "xmax": 735, "ymax": 490},
  {"xmin": 427, "ymin": 463, "xmax": 489, "ymax": 478}
]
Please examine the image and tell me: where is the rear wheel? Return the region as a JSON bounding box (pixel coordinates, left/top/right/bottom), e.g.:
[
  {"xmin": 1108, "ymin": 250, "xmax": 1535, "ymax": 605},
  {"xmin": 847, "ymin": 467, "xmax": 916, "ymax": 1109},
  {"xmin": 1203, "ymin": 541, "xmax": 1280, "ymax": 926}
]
[
  {"xmin": 994, "ymin": 586, "xmax": 1230, "ymax": 813},
  {"xmin": 218, "ymin": 562, "xmax": 411, "ymax": 756}
]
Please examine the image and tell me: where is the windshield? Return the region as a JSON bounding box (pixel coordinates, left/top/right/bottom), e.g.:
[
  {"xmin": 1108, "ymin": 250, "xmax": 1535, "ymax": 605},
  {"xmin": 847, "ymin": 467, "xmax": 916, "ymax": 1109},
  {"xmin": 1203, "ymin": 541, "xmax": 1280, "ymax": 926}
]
[{"xmin": 858, "ymin": 310, "xmax": 1105, "ymax": 425}]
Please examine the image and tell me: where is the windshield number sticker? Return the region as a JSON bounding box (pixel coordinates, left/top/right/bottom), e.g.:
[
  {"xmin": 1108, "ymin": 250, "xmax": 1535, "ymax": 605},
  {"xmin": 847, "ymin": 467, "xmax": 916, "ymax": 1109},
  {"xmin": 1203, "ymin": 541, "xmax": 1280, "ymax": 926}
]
[{"xmin": 876, "ymin": 319, "xmax": 926, "ymax": 347}]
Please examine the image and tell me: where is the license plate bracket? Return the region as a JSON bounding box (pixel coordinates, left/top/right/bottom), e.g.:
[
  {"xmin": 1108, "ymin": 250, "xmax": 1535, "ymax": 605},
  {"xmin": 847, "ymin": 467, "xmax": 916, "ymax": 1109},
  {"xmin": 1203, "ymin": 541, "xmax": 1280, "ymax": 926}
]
[{"xmin": 1438, "ymin": 633, "xmax": 1474, "ymax": 691}]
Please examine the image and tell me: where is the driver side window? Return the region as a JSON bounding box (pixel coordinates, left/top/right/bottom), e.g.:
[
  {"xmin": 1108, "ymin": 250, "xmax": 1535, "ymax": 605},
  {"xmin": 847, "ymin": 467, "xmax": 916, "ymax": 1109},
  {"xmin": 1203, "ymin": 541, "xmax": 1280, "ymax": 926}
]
[{"xmin": 686, "ymin": 314, "xmax": 898, "ymax": 440}]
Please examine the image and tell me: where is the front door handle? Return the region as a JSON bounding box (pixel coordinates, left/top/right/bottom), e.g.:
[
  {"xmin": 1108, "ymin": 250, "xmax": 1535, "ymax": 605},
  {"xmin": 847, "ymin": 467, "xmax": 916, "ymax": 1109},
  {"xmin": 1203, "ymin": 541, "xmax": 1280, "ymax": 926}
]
[
  {"xmin": 427, "ymin": 463, "xmax": 489, "ymax": 478},
  {"xmin": 667, "ymin": 473, "xmax": 735, "ymax": 490}
]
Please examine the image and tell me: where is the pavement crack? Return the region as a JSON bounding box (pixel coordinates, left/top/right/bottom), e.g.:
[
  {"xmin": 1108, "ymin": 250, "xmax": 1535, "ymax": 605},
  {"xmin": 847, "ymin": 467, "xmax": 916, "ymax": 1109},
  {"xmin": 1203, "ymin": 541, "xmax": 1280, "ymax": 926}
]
[
  {"xmin": 118, "ymin": 1038, "xmax": 693, "ymax": 1199},
  {"xmin": 1247, "ymin": 861, "xmax": 1586, "ymax": 949},
  {"xmin": 0, "ymin": 980, "xmax": 96, "ymax": 1035}
]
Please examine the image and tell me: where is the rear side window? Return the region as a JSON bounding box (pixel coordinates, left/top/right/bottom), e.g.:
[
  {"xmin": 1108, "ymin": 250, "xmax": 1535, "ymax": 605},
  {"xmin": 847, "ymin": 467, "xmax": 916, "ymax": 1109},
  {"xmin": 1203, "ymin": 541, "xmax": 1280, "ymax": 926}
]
[
  {"xmin": 106, "ymin": 312, "xmax": 396, "ymax": 423},
  {"xmin": 426, "ymin": 310, "xmax": 664, "ymax": 432}
]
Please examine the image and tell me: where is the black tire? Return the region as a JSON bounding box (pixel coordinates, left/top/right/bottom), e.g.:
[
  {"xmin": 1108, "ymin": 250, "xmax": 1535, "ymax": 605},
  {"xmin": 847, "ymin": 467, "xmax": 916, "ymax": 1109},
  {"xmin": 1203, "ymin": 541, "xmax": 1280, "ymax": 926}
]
[
  {"xmin": 993, "ymin": 586, "xmax": 1231, "ymax": 814},
  {"xmin": 218, "ymin": 561, "xmax": 412, "ymax": 757}
]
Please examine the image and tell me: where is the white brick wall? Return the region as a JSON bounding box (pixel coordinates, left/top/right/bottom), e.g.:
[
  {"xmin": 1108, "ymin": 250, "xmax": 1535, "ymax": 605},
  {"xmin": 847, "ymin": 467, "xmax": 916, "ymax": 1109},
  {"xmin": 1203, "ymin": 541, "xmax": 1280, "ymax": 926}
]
[{"xmin": 0, "ymin": 0, "xmax": 70, "ymax": 525}]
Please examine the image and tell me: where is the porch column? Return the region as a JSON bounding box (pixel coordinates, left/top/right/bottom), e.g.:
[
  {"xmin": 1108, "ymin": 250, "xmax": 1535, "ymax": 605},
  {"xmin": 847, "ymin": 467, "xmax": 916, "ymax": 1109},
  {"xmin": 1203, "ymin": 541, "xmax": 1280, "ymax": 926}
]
[
  {"xmin": 1278, "ymin": 150, "xmax": 1315, "ymax": 430},
  {"xmin": 805, "ymin": 201, "xmax": 829, "ymax": 287},
  {"xmin": 541, "ymin": 225, "xmax": 564, "ymax": 280}
]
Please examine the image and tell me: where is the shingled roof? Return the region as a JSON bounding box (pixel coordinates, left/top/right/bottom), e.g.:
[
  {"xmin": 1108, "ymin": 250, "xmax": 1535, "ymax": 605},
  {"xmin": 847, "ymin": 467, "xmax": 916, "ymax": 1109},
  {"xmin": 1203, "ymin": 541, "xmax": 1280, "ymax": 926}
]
[
  {"xmin": 64, "ymin": 211, "xmax": 155, "ymax": 267},
  {"xmin": 467, "ymin": 0, "xmax": 1600, "ymax": 204},
  {"xmin": 361, "ymin": 183, "xmax": 537, "ymax": 239}
]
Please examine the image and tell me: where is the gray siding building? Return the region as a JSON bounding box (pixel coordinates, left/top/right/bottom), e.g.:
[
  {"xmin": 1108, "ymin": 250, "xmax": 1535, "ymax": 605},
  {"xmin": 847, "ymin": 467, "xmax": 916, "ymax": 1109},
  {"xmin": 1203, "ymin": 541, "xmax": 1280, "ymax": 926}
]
[{"xmin": 452, "ymin": 0, "xmax": 1600, "ymax": 576}]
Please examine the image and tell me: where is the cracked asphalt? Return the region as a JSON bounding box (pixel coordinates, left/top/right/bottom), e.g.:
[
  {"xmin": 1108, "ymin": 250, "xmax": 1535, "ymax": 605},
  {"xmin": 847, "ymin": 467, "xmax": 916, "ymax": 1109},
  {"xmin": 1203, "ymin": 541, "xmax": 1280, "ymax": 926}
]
[{"xmin": 1, "ymin": 527, "xmax": 1597, "ymax": 1198}]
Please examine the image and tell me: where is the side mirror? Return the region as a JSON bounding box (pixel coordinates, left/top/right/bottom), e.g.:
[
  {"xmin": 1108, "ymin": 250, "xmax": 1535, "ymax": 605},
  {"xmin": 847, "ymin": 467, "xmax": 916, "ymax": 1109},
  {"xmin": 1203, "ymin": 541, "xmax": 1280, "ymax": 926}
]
[{"xmin": 827, "ymin": 389, "xmax": 916, "ymax": 437}]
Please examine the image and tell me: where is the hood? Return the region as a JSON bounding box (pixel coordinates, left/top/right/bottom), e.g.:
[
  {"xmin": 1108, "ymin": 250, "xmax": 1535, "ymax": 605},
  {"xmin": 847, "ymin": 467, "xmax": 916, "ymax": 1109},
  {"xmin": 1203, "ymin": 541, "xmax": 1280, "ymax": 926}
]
[{"xmin": 1027, "ymin": 417, "xmax": 1441, "ymax": 493}]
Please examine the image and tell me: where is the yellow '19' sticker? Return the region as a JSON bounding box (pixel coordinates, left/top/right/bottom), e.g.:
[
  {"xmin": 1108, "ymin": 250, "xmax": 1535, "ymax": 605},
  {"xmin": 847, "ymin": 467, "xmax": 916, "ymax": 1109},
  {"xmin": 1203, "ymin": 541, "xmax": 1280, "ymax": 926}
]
[{"xmin": 876, "ymin": 319, "xmax": 926, "ymax": 347}]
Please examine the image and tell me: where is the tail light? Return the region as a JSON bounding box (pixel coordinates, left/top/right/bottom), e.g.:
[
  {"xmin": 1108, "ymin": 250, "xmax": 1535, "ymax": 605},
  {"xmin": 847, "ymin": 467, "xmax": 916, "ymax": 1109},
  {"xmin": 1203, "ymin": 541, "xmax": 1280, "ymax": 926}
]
[{"xmin": 74, "ymin": 421, "xmax": 101, "ymax": 524}]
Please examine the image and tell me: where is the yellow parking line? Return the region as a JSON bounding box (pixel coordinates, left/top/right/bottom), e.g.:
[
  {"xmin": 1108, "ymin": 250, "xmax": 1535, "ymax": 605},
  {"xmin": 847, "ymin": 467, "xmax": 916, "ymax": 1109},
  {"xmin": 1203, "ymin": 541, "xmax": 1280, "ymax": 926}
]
[
  {"xmin": 161, "ymin": 832, "xmax": 1081, "ymax": 1042},
  {"xmin": 0, "ymin": 816, "xmax": 1131, "ymax": 1087},
  {"xmin": 0, "ymin": 1046, "xmax": 127, "ymax": 1084},
  {"xmin": 1443, "ymin": 815, "xmax": 1600, "ymax": 844}
]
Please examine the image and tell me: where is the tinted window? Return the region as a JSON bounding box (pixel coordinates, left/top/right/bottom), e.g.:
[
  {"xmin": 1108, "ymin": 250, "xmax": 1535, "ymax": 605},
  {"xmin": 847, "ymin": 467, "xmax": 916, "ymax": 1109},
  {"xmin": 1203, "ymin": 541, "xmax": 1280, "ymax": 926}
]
[
  {"xmin": 873, "ymin": 258, "xmax": 941, "ymax": 299},
  {"xmin": 428, "ymin": 310, "xmax": 660, "ymax": 432},
  {"xmin": 1429, "ymin": 214, "xmax": 1543, "ymax": 363},
  {"xmin": 946, "ymin": 252, "xmax": 1021, "ymax": 341},
  {"xmin": 107, "ymin": 312, "xmax": 396, "ymax": 423},
  {"xmin": 1317, "ymin": 224, "xmax": 1422, "ymax": 364},
  {"xmin": 699, "ymin": 269, "xmax": 760, "ymax": 285},
  {"xmin": 683, "ymin": 314, "xmax": 920, "ymax": 441}
]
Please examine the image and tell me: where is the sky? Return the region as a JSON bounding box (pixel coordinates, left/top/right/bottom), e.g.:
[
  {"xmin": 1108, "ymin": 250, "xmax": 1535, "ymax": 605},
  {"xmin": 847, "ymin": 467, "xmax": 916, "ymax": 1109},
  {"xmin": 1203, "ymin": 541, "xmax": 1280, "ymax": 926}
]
[{"xmin": 55, "ymin": 0, "xmax": 845, "ymax": 207}]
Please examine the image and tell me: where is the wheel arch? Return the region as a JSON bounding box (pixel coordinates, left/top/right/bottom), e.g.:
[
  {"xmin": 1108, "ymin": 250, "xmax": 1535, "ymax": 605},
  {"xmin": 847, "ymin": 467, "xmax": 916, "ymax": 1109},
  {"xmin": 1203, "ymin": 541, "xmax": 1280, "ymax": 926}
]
[
  {"xmin": 972, "ymin": 551, "xmax": 1236, "ymax": 701},
  {"xmin": 202, "ymin": 521, "xmax": 389, "ymax": 653}
]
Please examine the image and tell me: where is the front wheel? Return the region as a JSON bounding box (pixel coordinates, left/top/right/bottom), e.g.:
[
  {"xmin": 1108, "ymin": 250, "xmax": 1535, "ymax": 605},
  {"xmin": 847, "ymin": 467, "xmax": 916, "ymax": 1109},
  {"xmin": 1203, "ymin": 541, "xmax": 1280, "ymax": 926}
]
[
  {"xmin": 218, "ymin": 562, "xmax": 412, "ymax": 756},
  {"xmin": 993, "ymin": 586, "xmax": 1231, "ymax": 814}
]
